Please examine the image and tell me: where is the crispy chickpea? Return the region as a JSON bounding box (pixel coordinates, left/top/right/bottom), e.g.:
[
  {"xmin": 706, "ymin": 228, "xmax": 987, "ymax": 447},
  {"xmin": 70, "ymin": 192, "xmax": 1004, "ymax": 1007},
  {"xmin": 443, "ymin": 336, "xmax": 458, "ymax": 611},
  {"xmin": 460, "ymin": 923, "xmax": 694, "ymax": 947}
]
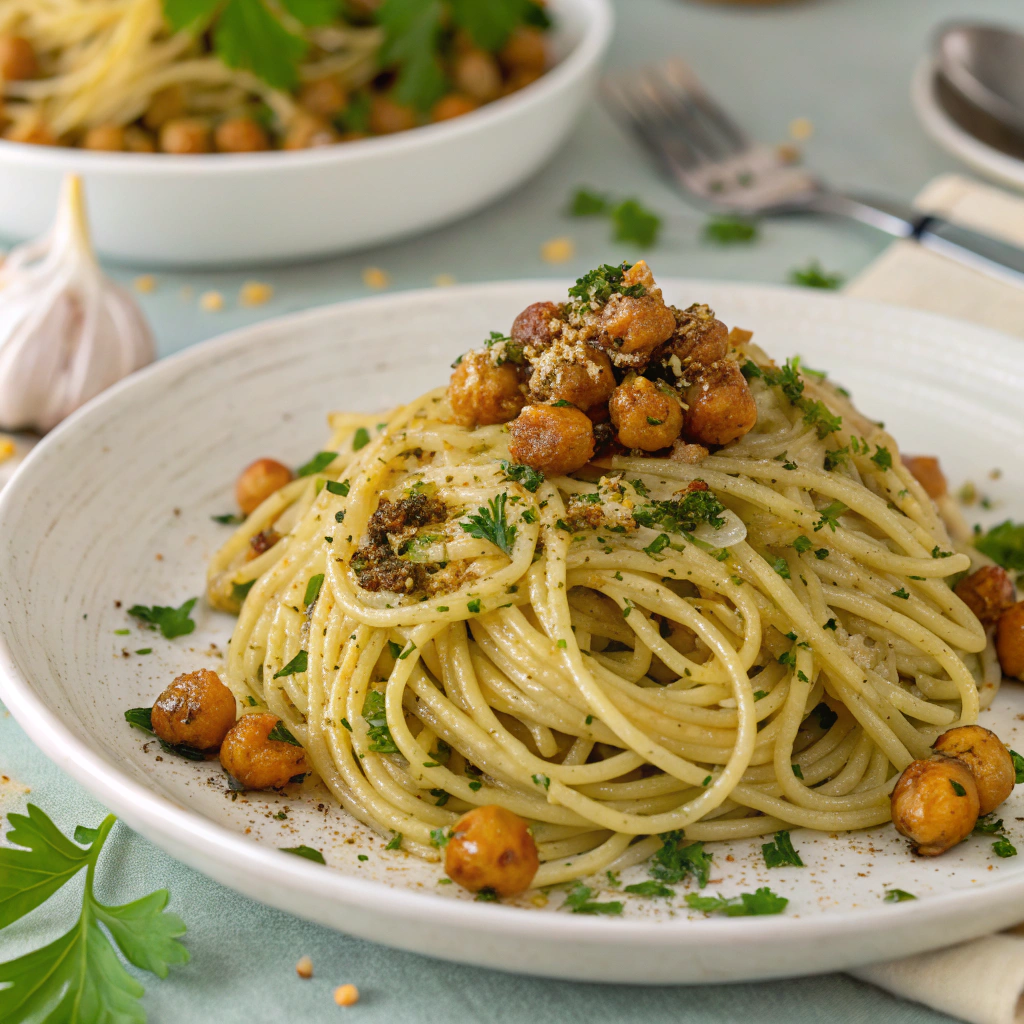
[
  {"xmin": 891, "ymin": 754, "xmax": 980, "ymax": 855},
  {"xmin": 609, "ymin": 375, "xmax": 684, "ymax": 451},
  {"xmin": 683, "ymin": 360, "xmax": 758, "ymax": 446},
  {"xmin": 507, "ymin": 403, "xmax": 595, "ymax": 476},
  {"xmin": 903, "ymin": 455, "xmax": 947, "ymax": 499},
  {"xmin": 159, "ymin": 118, "xmax": 211, "ymax": 154},
  {"xmin": 448, "ymin": 350, "xmax": 525, "ymax": 428},
  {"xmin": 997, "ymin": 602, "xmax": 1024, "ymax": 680},
  {"xmin": 954, "ymin": 565, "xmax": 1016, "ymax": 625},
  {"xmin": 667, "ymin": 304, "xmax": 729, "ymax": 370},
  {"xmin": 368, "ymin": 94, "xmax": 417, "ymax": 135},
  {"xmin": 151, "ymin": 669, "xmax": 236, "ymax": 751},
  {"xmin": 220, "ymin": 713, "xmax": 308, "ymax": 790},
  {"xmin": 0, "ymin": 35, "xmax": 39, "ymax": 81},
  {"xmin": 431, "ymin": 93, "xmax": 479, "ymax": 122},
  {"xmin": 528, "ymin": 348, "xmax": 615, "ymax": 410},
  {"xmin": 82, "ymin": 125, "xmax": 125, "ymax": 151},
  {"xmin": 933, "ymin": 725, "xmax": 1015, "ymax": 816},
  {"xmin": 236, "ymin": 458, "xmax": 294, "ymax": 515},
  {"xmin": 124, "ymin": 126, "xmax": 157, "ymax": 153},
  {"xmin": 511, "ymin": 301, "xmax": 561, "ymax": 350},
  {"xmin": 499, "ymin": 27, "xmax": 547, "ymax": 74},
  {"xmin": 299, "ymin": 78, "xmax": 347, "ymax": 118},
  {"xmin": 599, "ymin": 295, "xmax": 676, "ymax": 357},
  {"xmin": 453, "ymin": 49, "xmax": 503, "ymax": 103},
  {"xmin": 215, "ymin": 117, "xmax": 269, "ymax": 153},
  {"xmin": 143, "ymin": 86, "xmax": 185, "ymax": 130},
  {"xmin": 445, "ymin": 805, "xmax": 539, "ymax": 896},
  {"xmin": 4, "ymin": 120, "xmax": 55, "ymax": 146},
  {"xmin": 283, "ymin": 111, "xmax": 337, "ymax": 150}
]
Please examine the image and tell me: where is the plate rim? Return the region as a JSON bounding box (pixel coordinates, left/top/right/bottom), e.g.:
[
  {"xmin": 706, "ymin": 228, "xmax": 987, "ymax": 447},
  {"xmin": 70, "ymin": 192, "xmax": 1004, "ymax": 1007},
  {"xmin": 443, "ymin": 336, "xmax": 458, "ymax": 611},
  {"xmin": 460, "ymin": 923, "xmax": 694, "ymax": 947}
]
[{"xmin": 3, "ymin": 279, "xmax": 1024, "ymax": 975}]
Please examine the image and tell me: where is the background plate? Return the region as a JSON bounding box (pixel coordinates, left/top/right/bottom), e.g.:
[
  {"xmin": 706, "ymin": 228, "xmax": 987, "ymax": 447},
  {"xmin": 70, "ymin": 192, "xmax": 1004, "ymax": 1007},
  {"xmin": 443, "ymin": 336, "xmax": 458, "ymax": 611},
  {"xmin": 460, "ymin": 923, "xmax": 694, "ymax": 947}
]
[{"xmin": 2, "ymin": 281, "xmax": 1024, "ymax": 984}]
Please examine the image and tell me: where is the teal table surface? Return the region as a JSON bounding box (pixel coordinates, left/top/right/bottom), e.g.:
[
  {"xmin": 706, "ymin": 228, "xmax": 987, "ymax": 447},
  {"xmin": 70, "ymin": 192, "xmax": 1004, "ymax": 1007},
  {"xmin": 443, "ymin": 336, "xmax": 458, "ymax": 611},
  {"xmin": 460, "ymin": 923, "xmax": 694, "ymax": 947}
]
[{"xmin": 3, "ymin": 0, "xmax": 1021, "ymax": 1020}]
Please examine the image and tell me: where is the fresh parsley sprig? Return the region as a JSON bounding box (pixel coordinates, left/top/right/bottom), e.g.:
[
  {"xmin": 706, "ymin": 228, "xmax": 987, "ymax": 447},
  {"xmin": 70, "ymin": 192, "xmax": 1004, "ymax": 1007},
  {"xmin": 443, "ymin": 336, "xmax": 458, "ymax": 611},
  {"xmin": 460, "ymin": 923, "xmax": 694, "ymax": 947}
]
[
  {"xmin": 650, "ymin": 832, "xmax": 713, "ymax": 888},
  {"xmin": 362, "ymin": 690, "xmax": 399, "ymax": 753},
  {"xmin": 685, "ymin": 887, "xmax": 788, "ymax": 916},
  {"xmin": 632, "ymin": 488, "xmax": 727, "ymax": 535},
  {"xmin": 567, "ymin": 189, "xmax": 663, "ymax": 246},
  {"xmin": 563, "ymin": 883, "xmax": 623, "ymax": 915},
  {"xmin": 761, "ymin": 830, "xmax": 804, "ymax": 868},
  {"xmin": 0, "ymin": 805, "xmax": 188, "ymax": 1022},
  {"xmin": 128, "ymin": 598, "xmax": 197, "ymax": 639},
  {"xmin": 461, "ymin": 493, "xmax": 517, "ymax": 556}
]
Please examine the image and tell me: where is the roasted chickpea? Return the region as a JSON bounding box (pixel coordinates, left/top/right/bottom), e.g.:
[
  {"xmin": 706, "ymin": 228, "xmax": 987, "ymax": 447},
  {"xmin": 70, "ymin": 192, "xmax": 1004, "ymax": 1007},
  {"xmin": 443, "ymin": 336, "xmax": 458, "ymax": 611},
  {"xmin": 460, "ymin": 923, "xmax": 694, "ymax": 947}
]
[
  {"xmin": 507, "ymin": 403, "xmax": 595, "ymax": 476},
  {"xmin": 933, "ymin": 725, "xmax": 1015, "ymax": 816},
  {"xmin": 528, "ymin": 348, "xmax": 615, "ymax": 410},
  {"xmin": 124, "ymin": 126, "xmax": 157, "ymax": 153},
  {"xmin": 0, "ymin": 35, "xmax": 39, "ymax": 81},
  {"xmin": 236, "ymin": 458, "xmax": 294, "ymax": 515},
  {"xmin": 511, "ymin": 301, "xmax": 561, "ymax": 350},
  {"xmin": 682, "ymin": 360, "xmax": 758, "ymax": 446},
  {"xmin": 666, "ymin": 304, "xmax": 729, "ymax": 369},
  {"xmin": 499, "ymin": 27, "xmax": 547, "ymax": 74},
  {"xmin": 448, "ymin": 350, "xmax": 525, "ymax": 428},
  {"xmin": 215, "ymin": 117, "xmax": 269, "ymax": 153},
  {"xmin": 82, "ymin": 125, "xmax": 125, "ymax": 151},
  {"xmin": 431, "ymin": 93, "xmax": 479, "ymax": 122},
  {"xmin": 220, "ymin": 713, "xmax": 308, "ymax": 789},
  {"xmin": 143, "ymin": 86, "xmax": 185, "ymax": 130},
  {"xmin": 299, "ymin": 78, "xmax": 347, "ymax": 118},
  {"xmin": 453, "ymin": 49, "xmax": 502, "ymax": 102},
  {"xmin": 954, "ymin": 565, "xmax": 1016, "ymax": 625},
  {"xmin": 997, "ymin": 602, "xmax": 1024, "ymax": 680},
  {"xmin": 368, "ymin": 94, "xmax": 417, "ymax": 135},
  {"xmin": 609, "ymin": 375, "xmax": 684, "ymax": 451},
  {"xmin": 599, "ymin": 295, "xmax": 676, "ymax": 357},
  {"xmin": 283, "ymin": 111, "xmax": 338, "ymax": 149},
  {"xmin": 159, "ymin": 118, "xmax": 211, "ymax": 154},
  {"xmin": 891, "ymin": 754, "xmax": 980, "ymax": 855},
  {"xmin": 151, "ymin": 669, "xmax": 236, "ymax": 751},
  {"xmin": 445, "ymin": 805, "xmax": 539, "ymax": 896},
  {"xmin": 4, "ymin": 120, "xmax": 55, "ymax": 146},
  {"xmin": 903, "ymin": 455, "xmax": 947, "ymax": 499}
]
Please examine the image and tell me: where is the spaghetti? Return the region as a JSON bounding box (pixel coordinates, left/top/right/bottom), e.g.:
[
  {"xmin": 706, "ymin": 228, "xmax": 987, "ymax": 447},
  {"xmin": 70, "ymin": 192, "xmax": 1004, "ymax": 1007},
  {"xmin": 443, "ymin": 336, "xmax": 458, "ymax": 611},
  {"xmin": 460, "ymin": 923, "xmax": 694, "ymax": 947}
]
[{"xmin": 207, "ymin": 265, "xmax": 991, "ymax": 884}]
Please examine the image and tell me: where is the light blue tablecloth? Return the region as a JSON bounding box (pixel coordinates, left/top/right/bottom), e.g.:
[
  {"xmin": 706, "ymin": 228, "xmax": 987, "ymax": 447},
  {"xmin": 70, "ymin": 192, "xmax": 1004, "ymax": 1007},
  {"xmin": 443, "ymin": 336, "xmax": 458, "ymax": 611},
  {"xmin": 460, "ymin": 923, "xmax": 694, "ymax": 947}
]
[{"xmin": 4, "ymin": 0, "xmax": 1020, "ymax": 1019}]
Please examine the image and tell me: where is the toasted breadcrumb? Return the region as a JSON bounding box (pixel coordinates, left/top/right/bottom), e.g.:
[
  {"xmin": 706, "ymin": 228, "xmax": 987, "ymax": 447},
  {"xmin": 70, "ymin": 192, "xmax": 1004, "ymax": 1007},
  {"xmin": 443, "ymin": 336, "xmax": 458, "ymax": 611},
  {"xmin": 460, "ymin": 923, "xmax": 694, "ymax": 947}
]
[
  {"xmin": 296, "ymin": 955, "xmax": 313, "ymax": 979},
  {"xmin": 540, "ymin": 237, "xmax": 575, "ymax": 264},
  {"xmin": 240, "ymin": 281, "xmax": 274, "ymax": 307},
  {"xmin": 789, "ymin": 117, "xmax": 813, "ymax": 141},
  {"xmin": 433, "ymin": 273, "xmax": 457, "ymax": 287},
  {"xmin": 362, "ymin": 266, "xmax": 390, "ymax": 289},
  {"xmin": 334, "ymin": 984, "xmax": 359, "ymax": 1007},
  {"xmin": 133, "ymin": 274, "xmax": 157, "ymax": 293},
  {"xmin": 0, "ymin": 435, "xmax": 14, "ymax": 463},
  {"xmin": 200, "ymin": 290, "xmax": 225, "ymax": 312},
  {"xmin": 776, "ymin": 142, "xmax": 801, "ymax": 164}
]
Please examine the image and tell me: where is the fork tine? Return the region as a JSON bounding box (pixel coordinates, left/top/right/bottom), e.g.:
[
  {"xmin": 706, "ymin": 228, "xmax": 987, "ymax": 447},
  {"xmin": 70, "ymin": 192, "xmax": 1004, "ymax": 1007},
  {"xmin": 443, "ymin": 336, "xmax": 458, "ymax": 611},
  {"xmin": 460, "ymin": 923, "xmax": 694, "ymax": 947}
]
[
  {"xmin": 662, "ymin": 59, "xmax": 750, "ymax": 156},
  {"xmin": 638, "ymin": 68, "xmax": 731, "ymax": 164}
]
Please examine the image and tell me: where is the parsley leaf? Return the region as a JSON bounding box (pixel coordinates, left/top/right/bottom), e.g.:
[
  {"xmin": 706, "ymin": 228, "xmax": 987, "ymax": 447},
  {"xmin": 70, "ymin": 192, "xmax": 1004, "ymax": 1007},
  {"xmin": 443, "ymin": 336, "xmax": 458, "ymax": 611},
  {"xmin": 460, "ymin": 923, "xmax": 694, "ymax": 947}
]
[
  {"xmin": 761, "ymin": 831, "xmax": 804, "ymax": 868},
  {"xmin": 685, "ymin": 887, "xmax": 788, "ymax": 916},
  {"xmin": 650, "ymin": 832, "xmax": 712, "ymax": 888},
  {"xmin": 296, "ymin": 450, "xmax": 337, "ymax": 477},
  {"xmin": 611, "ymin": 198, "xmax": 662, "ymax": 247},
  {"xmin": 993, "ymin": 838, "xmax": 1018, "ymax": 858},
  {"xmin": 771, "ymin": 556, "xmax": 791, "ymax": 579},
  {"xmin": 215, "ymin": 0, "xmax": 308, "ymax": 90},
  {"xmin": 644, "ymin": 533, "xmax": 671, "ymax": 558},
  {"xmin": 268, "ymin": 721, "xmax": 302, "ymax": 746},
  {"xmin": 304, "ymin": 573, "xmax": 324, "ymax": 607},
  {"xmin": 793, "ymin": 536, "xmax": 812, "ymax": 553},
  {"xmin": 813, "ymin": 702, "xmax": 838, "ymax": 729},
  {"xmin": 449, "ymin": 0, "xmax": 542, "ymax": 50},
  {"xmin": 273, "ymin": 651, "xmax": 308, "ymax": 678},
  {"xmin": 813, "ymin": 500, "xmax": 847, "ymax": 533},
  {"xmin": 1011, "ymin": 750, "xmax": 1024, "ymax": 785},
  {"xmin": 461, "ymin": 493, "xmax": 517, "ymax": 556},
  {"xmin": 326, "ymin": 479, "xmax": 350, "ymax": 496},
  {"xmin": 124, "ymin": 707, "xmax": 206, "ymax": 761},
  {"xmin": 211, "ymin": 512, "xmax": 244, "ymax": 524},
  {"xmin": 280, "ymin": 845, "xmax": 326, "ymax": 864},
  {"xmin": 127, "ymin": 598, "xmax": 197, "ymax": 639},
  {"xmin": 362, "ymin": 690, "xmax": 399, "ymax": 753},
  {"xmin": 563, "ymin": 883, "xmax": 623, "ymax": 915},
  {"xmin": 0, "ymin": 805, "xmax": 187, "ymax": 1020},
  {"xmin": 623, "ymin": 880, "xmax": 675, "ymax": 898},
  {"xmin": 232, "ymin": 580, "xmax": 255, "ymax": 603},
  {"xmin": 569, "ymin": 188, "xmax": 609, "ymax": 216},
  {"xmin": 883, "ymin": 889, "xmax": 916, "ymax": 903},
  {"xmin": 632, "ymin": 487, "xmax": 726, "ymax": 535},
  {"xmin": 871, "ymin": 445, "xmax": 893, "ymax": 470},
  {"xmin": 790, "ymin": 260, "xmax": 843, "ymax": 290},
  {"xmin": 377, "ymin": 0, "xmax": 446, "ymax": 111},
  {"xmin": 500, "ymin": 460, "xmax": 545, "ymax": 492},
  {"xmin": 568, "ymin": 262, "xmax": 645, "ymax": 307},
  {"xmin": 703, "ymin": 215, "xmax": 759, "ymax": 244},
  {"xmin": 975, "ymin": 521, "xmax": 1024, "ymax": 572}
]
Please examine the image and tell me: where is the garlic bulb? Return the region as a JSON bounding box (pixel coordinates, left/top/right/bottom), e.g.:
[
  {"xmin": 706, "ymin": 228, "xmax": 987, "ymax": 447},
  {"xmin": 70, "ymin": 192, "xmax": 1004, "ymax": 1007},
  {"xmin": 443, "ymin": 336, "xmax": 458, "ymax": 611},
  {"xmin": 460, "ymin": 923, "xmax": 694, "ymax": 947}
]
[{"xmin": 0, "ymin": 175, "xmax": 155, "ymax": 433}]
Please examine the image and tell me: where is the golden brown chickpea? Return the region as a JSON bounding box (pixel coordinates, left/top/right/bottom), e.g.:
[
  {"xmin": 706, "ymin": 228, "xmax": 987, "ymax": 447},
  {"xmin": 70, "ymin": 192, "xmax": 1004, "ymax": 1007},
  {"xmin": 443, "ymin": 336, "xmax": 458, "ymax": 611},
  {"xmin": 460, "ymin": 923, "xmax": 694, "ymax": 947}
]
[
  {"xmin": 903, "ymin": 455, "xmax": 947, "ymax": 500},
  {"xmin": 219, "ymin": 713, "xmax": 308, "ymax": 790},
  {"xmin": 445, "ymin": 805, "xmax": 539, "ymax": 896},
  {"xmin": 667, "ymin": 304, "xmax": 729, "ymax": 370},
  {"xmin": 507, "ymin": 403, "xmax": 595, "ymax": 476},
  {"xmin": 283, "ymin": 111, "xmax": 338, "ymax": 150},
  {"xmin": 511, "ymin": 301, "xmax": 561, "ymax": 350},
  {"xmin": 997, "ymin": 602, "xmax": 1024, "ymax": 680},
  {"xmin": 214, "ymin": 117, "xmax": 269, "ymax": 153},
  {"xmin": 151, "ymin": 669, "xmax": 237, "ymax": 751},
  {"xmin": 368, "ymin": 94, "xmax": 417, "ymax": 135},
  {"xmin": 891, "ymin": 754, "xmax": 980, "ymax": 855},
  {"xmin": 609, "ymin": 375, "xmax": 684, "ymax": 451},
  {"xmin": 431, "ymin": 93, "xmax": 479, "ymax": 122},
  {"xmin": 599, "ymin": 295, "xmax": 676, "ymax": 357},
  {"xmin": 159, "ymin": 118, "xmax": 211, "ymax": 154},
  {"xmin": 453, "ymin": 49, "xmax": 503, "ymax": 103},
  {"xmin": 933, "ymin": 725, "xmax": 1015, "ymax": 816},
  {"xmin": 299, "ymin": 77, "xmax": 348, "ymax": 118},
  {"xmin": 448, "ymin": 350, "xmax": 525, "ymax": 428},
  {"xmin": 124, "ymin": 126, "xmax": 157, "ymax": 153},
  {"xmin": 528, "ymin": 348, "xmax": 615, "ymax": 410},
  {"xmin": 4, "ymin": 121, "xmax": 55, "ymax": 146},
  {"xmin": 143, "ymin": 86, "xmax": 185, "ymax": 130},
  {"xmin": 236, "ymin": 458, "xmax": 294, "ymax": 516},
  {"xmin": 682, "ymin": 360, "xmax": 758, "ymax": 446},
  {"xmin": 954, "ymin": 565, "xmax": 1016, "ymax": 625},
  {"xmin": 499, "ymin": 27, "xmax": 547, "ymax": 74},
  {"xmin": 0, "ymin": 35, "xmax": 39, "ymax": 81},
  {"xmin": 82, "ymin": 125, "xmax": 126, "ymax": 152}
]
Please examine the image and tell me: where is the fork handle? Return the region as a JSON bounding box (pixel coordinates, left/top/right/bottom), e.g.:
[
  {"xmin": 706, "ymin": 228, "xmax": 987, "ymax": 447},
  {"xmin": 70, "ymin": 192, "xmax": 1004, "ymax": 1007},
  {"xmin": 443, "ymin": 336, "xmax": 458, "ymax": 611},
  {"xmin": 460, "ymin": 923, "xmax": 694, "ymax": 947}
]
[{"xmin": 809, "ymin": 191, "xmax": 1024, "ymax": 285}]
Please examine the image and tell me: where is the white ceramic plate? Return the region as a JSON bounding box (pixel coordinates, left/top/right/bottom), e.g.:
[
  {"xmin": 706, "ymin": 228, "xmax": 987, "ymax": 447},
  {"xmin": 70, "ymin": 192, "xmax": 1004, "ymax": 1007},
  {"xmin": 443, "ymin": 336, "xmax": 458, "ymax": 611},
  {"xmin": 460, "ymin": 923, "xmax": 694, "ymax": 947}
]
[
  {"xmin": 0, "ymin": 0, "xmax": 611, "ymax": 267},
  {"xmin": 2, "ymin": 281, "xmax": 1024, "ymax": 985},
  {"xmin": 912, "ymin": 58, "xmax": 1024, "ymax": 193}
]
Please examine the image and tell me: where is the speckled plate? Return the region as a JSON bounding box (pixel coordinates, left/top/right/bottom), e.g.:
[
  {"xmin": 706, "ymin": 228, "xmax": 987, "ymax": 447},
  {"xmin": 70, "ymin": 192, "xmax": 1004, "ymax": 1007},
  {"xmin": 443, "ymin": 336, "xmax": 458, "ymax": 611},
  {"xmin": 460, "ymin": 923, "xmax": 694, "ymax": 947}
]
[{"xmin": 2, "ymin": 281, "xmax": 1024, "ymax": 985}]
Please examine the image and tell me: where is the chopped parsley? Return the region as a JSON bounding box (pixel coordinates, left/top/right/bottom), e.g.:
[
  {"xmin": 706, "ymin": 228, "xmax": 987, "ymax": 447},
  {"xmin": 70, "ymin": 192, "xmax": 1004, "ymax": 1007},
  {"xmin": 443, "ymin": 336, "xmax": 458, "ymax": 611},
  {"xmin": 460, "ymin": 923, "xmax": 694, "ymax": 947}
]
[
  {"xmin": 762, "ymin": 358, "xmax": 842, "ymax": 437},
  {"xmin": 267, "ymin": 721, "xmax": 301, "ymax": 746},
  {"xmin": 951, "ymin": 780, "xmax": 967, "ymax": 797},
  {"xmin": 624, "ymin": 880, "xmax": 675, "ymax": 898},
  {"xmin": 892, "ymin": 587, "xmax": 910, "ymax": 600},
  {"xmin": 500, "ymin": 460, "xmax": 545, "ymax": 492},
  {"xmin": 568, "ymin": 262, "xmax": 646, "ymax": 307},
  {"xmin": 822, "ymin": 618, "xmax": 837, "ymax": 631},
  {"xmin": 650, "ymin": 832, "xmax": 712, "ymax": 888},
  {"xmin": 352, "ymin": 428, "xmax": 371, "ymax": 451},
  {"xmin": 703, "ymin": 215, "xmax": 759, "ymax": 245},
  {"xmin": 462, "ymin": 493, "xmax": 517, "ymax": 556},
  {"xmin": 644, "ymin": 533, "xmax": 671, "ymax": 558},
  {"xmin": 771, "ymin": 556, "xmax": 791, "ymax": 579},
  {"xmin": 823, "ymin": 446, "xmax": 849, "ymax": 471},
  {"xmin": 762, "ymin": 831, "xmax": 804, "ymax": 868},
  {"xmin": 975, "ymin": 521, "xmax": 1024, "ymax": 572},
  {"xmin": 429, "ymin": 827, "xmax": 452, "ymax": 848},
  {"xmin": 793, "ymin": 536, "xmax": 812, "ymax": 553},
  {"xmin": 632, "ymin": 487, "xmax": 726, "ymax": 535},
  {"xmin": 563, "ymin": 883, "xmax": 624, "ymax": 915},
  {"xmin": 569, "ymin": 188, "xmax": 609, "ymax": 216},
  {"xmin": 790, "ymin": 260, "xmax": 843, "ymax": 290},
  {"xmin": 127, "ymin": 598, "xmax": 197, "ymax": 639},
  {"xmin": 303, "ymin": 573, "xmax": 324, "ymax": 607},
  {"xmin": 685, "ymin": 887, "xmax": 788, "ymax": 916},
  {"xmin": 326, "ymin": 479, "xmax": 350, "ymax": 496},
  {"xmin": 124, "ymin": 707, "xmax": 205, "ymax": 761},
  {"xmin": 532, "ymin": 773, "xmax": 551, "ymax": 790},
  {"xmin": 273, "ymin": 651, "xmax": 308, "ymax": 678},
  {"xmin": 362, "ymin": 690, "xmax": 398, "ymax": 753},
  {"xmin": 993, "ymin": 837, "xmax": 1018, "ymax": 858},
  {"xmin": 611, "ymin": 198, "xmax": 662, "ymax": 247},
  {"xmin": 211, "ymin": 512, "xmax": 244, "ymax": 524},
  {"xmin": 871, "ymin": 446, "xmax": 893, "ymax": 470},
  {"xmin": 1012, "ymin": 749, "xmax": 1024, "ymax": 784},
  {"xmin": 741, "ymin": 359, "xmax": 764, "ymax": 380},
  {"xmin": 791, "ymin": 764, "xmax": 804, "ymax": 779},
  {"xmin": 385, "ymin": 832, "xmax": 402, "ymax": 851},
  {"xmin": 280, "ymin": 845, "xmax": 324, "ymax": 864},
  {"xmin": 813, "ymin": 500, "xmax": 847, "ymax": 533},
  {"xmin": 883, "ymin": 889, "xmax": 916, "ymax": 903},
  {"xmin": 296, "ymin": 450, "xmax": 337, "ymax": 477}
]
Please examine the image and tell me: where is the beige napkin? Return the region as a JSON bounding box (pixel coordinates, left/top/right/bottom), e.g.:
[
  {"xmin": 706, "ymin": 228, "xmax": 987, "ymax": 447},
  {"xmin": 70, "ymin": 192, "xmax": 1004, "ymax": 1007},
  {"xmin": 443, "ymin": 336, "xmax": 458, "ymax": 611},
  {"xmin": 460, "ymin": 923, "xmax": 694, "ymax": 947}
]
[{"xmin": 845, "ymin": 173, "xmax": 1024, "ymax": 1022}]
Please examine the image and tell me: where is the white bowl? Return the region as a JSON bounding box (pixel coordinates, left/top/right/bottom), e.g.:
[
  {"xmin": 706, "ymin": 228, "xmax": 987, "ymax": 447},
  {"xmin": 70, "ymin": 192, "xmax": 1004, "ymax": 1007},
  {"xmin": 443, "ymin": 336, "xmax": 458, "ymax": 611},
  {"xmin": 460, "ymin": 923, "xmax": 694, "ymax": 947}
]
[
  {"xmin": 0, "ymin": 0, "xmax": 612, "ymax": 267},
  {"xmin": 3, "ymin": 281, "xmax": 1024, "ymax": 984}
]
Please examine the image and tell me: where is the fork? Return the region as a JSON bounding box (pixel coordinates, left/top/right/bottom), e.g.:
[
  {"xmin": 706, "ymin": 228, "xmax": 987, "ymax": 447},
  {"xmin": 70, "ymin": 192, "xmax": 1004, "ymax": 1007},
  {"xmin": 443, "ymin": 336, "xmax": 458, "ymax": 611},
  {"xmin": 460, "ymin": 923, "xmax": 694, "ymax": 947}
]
[{"xmin": 602, "ymin": 59, "xmax": 1024, "ymax": 284}]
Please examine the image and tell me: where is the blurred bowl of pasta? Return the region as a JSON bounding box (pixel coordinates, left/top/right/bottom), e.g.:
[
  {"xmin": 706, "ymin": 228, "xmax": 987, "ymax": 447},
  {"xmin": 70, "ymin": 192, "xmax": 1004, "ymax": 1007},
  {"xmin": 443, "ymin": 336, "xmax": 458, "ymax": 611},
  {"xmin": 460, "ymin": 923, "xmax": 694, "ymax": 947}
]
[{"xmin": 0, "ymin": 0, "xmax": 612, "ymax": 267}]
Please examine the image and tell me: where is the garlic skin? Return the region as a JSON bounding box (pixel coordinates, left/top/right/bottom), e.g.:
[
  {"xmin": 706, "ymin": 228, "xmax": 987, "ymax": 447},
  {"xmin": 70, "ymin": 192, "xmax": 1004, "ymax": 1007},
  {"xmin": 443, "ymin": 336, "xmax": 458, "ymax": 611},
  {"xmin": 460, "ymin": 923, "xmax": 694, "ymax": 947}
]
[{"xmin": 0, "ymin": 175, "xmax": 155, "ymax": 433}]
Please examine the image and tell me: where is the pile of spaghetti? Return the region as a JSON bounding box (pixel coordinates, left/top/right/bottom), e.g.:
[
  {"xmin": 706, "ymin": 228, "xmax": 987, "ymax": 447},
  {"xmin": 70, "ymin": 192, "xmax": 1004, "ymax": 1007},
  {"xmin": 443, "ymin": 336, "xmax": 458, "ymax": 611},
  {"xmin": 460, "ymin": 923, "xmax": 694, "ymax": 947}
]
[{"xmin": 207, "ymin": 262, "xmax": 991, "ymax": 886}]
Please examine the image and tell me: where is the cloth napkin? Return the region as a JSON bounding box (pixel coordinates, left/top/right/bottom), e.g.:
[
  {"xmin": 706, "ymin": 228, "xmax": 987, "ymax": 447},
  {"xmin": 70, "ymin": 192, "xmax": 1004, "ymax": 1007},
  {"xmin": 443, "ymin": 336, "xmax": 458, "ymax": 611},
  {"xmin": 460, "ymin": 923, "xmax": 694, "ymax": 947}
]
[{"xmin": 845, "ymin": 173, "xmax": 1024, "ymax": 1023}]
